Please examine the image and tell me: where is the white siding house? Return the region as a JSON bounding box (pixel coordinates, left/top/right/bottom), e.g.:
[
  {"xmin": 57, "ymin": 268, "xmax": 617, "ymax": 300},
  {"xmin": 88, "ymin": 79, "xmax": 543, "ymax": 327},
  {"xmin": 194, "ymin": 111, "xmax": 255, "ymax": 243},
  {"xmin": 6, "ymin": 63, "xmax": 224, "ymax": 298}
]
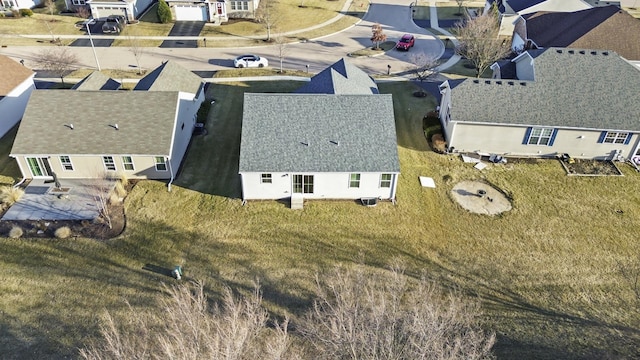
[
  {"xmin": 0, "ymin": 56, "xmax": 35, "ymax": 139},
  {"xmin": 438, "ymin": 48, "xmax": 640, "ymax": 161}
]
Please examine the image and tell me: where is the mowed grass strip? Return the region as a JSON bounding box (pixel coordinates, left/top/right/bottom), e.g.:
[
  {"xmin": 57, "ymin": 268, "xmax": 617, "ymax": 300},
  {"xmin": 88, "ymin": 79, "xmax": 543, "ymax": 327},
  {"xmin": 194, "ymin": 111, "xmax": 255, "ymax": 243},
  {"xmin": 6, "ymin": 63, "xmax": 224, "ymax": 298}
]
[{"xmin": 0, "ymin": 81, "xmax": 639, "ymax": 359}]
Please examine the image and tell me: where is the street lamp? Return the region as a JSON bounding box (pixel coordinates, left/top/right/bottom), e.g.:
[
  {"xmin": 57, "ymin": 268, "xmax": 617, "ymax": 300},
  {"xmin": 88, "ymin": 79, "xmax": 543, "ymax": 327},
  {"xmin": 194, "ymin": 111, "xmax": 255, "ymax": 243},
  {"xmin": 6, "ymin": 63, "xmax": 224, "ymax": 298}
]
[{"xmin": 85, "ymin": 20, "xmax": 101, "ymax": 71}]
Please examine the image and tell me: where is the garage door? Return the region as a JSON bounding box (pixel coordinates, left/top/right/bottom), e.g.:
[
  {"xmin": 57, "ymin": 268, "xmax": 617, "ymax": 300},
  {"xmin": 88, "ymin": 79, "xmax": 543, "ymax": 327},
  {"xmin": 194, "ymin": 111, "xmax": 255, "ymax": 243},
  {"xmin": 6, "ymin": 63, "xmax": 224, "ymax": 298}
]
[
  {"xmin": 92, "ymin": 6, "xmax": 126, "ymax": 19},
  {"xmin": 174, "ymin": 5, "xmax": 207, "ymax": 21}
]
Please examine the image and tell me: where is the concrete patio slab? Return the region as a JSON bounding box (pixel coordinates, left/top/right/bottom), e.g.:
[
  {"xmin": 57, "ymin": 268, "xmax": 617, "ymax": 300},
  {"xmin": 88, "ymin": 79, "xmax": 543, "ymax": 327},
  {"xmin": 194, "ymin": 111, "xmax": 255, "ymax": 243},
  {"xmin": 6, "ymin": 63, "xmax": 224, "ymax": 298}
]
[{"xmin": 1, "ymin": 179, "xmax": 114, "ymax": 221}]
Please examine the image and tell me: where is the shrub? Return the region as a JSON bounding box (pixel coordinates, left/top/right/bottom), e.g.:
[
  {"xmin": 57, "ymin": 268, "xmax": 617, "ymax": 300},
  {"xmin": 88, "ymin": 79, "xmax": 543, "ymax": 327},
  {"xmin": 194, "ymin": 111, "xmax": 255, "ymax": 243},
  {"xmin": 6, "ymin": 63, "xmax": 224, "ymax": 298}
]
[
  {"xmin": 117, "ymin": 172, "xmax": 129, "ymax": 187},
  {"xmin": 114, "ymin": 181, "xmax": 127, "ymax": 198},
  {"xmin": 19, "ymin": 8, "xmax": 33, "ymax": 17},
  {"xmin": 109, "ymin": 192, "xmax": 121, "ymax": 205},
  {"xmin": 9, "ymin": 226, "xmax": 23, "ymax": 239},
  {"xmin": 157, "ymin": 0, "xmax": 172, "ymax": 24},
  {"xmin": 54, "ymin": 226, "xmax": 72, "ymax": 239},
  {"xmin": 0, "ymin": 186, "xmax": 24, "ymax": 206}
]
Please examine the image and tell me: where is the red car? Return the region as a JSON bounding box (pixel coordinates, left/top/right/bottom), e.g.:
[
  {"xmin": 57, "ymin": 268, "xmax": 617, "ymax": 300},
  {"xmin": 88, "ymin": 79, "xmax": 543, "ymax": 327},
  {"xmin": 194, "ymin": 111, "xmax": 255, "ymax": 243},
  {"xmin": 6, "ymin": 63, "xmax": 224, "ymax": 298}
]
[{"xmin": 396, "ymin": 34, "xmax": 415, "ymax": 51}]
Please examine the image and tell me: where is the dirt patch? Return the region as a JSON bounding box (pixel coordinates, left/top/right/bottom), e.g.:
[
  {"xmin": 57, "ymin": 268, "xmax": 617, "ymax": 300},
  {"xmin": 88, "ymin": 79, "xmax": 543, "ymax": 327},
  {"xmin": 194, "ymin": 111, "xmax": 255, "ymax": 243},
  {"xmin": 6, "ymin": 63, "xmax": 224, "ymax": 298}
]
[
  {"xmin": 451, "ymin": 180, "xmax": 512, "ymax": 215},
  {"xmin": 559, "ymin": 159, "xmax": 623, "ymax": 176}
]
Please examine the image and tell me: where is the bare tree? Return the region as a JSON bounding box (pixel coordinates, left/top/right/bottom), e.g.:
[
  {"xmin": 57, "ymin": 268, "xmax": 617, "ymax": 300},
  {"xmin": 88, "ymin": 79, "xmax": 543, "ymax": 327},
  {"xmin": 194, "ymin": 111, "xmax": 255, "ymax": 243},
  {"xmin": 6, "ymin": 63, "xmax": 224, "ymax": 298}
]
[
  {"xmin": 128, "ymin": 28, "xmax": 144, "ymax": 74},
  {"xmin": 256, "ymin": 0, "xmax": 278, "ymax": 42},
  {"xmin": 36, "ymin": 47, "xmax": 79, "ymax": 85},
  {"xmin": 275, "ymin": 35, "xmax": 288, "ymax": 73},
  {"xmin": 299, "ymin": 265, "xmax": 496, "ymax": 359},
  {"xmin": 453, "ymin": 11, "xmax": 512, "ymax": 77},
  {"xmin": 45, "ymin": 0, "xmax": 56, "ymax": 16},
  {"xmin": 370, "ymin": 23, "xmax": 387, "ymax": 50},
  {"xmin": 76, "ymin": 6, "xmax": 91, "ymax": 19},
  {"xmin": 80, "ymin": 281, "xmax": 296, "ymax": 360},
  {"xmin": 408, "ymin": 51, "xmax": 440, "ymax": 82},
  {"xmin": 87, "ymin": 173, "xmax": 115, "ymax": 230},
  {"xmin": 456, "ymin": 0, "xmax": 467, "ymax": 16}
]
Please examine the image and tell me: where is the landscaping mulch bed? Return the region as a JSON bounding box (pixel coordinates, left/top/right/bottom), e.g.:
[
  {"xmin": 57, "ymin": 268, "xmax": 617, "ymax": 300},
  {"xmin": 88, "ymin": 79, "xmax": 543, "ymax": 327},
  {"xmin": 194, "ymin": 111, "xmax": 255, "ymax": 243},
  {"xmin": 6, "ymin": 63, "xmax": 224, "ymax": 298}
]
[{"xmin": 559, "ymin": 158, "xmax": 623, "ymax": 176}]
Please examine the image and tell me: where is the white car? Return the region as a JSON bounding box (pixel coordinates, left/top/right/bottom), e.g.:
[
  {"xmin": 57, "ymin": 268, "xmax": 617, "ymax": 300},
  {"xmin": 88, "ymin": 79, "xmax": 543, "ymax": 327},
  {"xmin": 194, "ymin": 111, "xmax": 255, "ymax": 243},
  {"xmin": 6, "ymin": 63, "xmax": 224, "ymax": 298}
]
[{"xmin": 234, "ymin": 55, "xmax": 269, "ymax": 68}]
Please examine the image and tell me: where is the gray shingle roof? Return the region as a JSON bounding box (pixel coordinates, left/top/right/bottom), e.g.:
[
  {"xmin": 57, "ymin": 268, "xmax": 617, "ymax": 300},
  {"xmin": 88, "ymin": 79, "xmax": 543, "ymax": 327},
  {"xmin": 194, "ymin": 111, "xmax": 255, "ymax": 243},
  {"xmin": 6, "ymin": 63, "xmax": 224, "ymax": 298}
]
[
  {"xmin": 11, "ymin": 90, "xmax": 179, "ymax": 156},
  {"xmin": 239, "ymin": 93, "xmax": 399, "ymax": 173},
  {"xmin": 295, "ymin": 58, "xmax": 379, "ymax": 94},
  {"xmin": 134, "ymin": 60, "xmax": 203, "ymax": 94},
  {"xmin": 523, "ymin": 6, "xmax": 640, "ymax": 61},
  {"xmin": 72, "ymin": 71, "xmax": 121, "ymax": 91},
  {"xmin": 450, "ymin": 47, "xmax": 640, "ymax": 131}
]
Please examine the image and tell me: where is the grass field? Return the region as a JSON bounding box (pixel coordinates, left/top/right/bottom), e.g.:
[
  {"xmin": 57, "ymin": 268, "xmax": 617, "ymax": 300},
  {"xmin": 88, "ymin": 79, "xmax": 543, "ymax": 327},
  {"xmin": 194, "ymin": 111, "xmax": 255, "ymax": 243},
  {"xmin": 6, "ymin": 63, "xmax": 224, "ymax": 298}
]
[{"xmin": 0, "ymin": 81, "xmax": 639, "ymax": 359}]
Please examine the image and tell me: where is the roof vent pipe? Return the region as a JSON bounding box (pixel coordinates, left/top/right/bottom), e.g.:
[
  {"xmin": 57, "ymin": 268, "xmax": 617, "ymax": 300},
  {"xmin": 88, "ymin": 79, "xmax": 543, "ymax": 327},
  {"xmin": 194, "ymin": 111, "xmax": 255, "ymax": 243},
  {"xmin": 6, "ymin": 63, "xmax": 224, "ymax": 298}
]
[
  {"xmin": 114, "ymin": 124, "xmax": 119, "ymax": 130},
  {"xmin": 68, "ymin": 124, "xmax": 74, "ymax": 130}
]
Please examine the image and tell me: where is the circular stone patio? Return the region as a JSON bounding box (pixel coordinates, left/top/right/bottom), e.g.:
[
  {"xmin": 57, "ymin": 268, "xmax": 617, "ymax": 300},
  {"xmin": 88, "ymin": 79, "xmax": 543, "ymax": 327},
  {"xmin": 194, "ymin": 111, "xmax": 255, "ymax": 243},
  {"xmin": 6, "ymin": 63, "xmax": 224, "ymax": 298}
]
[{"xmin": 451, "ymin": 181, "xmax": 512, "ymax": 215}]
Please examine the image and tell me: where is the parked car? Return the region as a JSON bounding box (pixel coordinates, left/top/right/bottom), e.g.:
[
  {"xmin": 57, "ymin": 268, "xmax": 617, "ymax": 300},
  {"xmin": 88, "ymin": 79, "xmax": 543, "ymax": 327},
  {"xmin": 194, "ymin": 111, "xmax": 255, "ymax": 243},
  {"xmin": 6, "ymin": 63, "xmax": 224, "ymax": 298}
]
[
  {"xmin": 234, "ymin": 55, "xmax": 269, "ymax": 68},
  {"xmin": 396, "ymin": 34, "xmax": 415, "ymax": 51},
  {"xmin": 102, "ymin": 15, "xmax": 126, "ymax": 34}
]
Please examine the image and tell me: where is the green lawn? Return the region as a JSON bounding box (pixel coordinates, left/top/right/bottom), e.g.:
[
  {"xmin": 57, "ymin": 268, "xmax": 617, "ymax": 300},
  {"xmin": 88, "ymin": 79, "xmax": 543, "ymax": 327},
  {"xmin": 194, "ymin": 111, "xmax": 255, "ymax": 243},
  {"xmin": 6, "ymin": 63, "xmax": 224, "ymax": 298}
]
[{"xmin": 0, "ymin": 81, "xmax": 639, "ymax": 359}]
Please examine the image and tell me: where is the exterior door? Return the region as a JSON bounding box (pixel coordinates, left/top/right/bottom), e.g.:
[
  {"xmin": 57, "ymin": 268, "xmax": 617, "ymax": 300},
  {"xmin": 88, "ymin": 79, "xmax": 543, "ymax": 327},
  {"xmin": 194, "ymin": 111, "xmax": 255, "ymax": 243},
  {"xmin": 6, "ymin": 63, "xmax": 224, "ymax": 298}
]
[
  {"xmin": 292, "ymin": 174, "xmax": 314, "ymax": 194},
  {"xmin": 26, "ymin": 157, "xmax": 51, "ymax": 178}
]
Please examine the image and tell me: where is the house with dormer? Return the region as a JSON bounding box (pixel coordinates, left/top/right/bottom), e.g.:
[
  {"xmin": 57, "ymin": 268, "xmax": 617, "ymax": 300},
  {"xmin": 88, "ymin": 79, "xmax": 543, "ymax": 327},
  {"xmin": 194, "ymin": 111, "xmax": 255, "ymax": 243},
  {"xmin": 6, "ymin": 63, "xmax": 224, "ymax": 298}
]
[
  {"xmin": 10, "ymin": 61, "xmax": 204, "ymax": 187},
  {"xmin": 438, "ymin": 47, "xmax": 640, "ymax": 161}
]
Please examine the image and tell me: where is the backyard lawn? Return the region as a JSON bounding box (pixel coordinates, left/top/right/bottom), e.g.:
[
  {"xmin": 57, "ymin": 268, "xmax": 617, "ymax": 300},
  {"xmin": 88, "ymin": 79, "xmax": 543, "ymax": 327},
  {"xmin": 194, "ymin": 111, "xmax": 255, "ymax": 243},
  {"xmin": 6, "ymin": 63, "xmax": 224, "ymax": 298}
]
[{"xmin": 0, "ymin": 81, "xmax": 639, "ymax": 359}]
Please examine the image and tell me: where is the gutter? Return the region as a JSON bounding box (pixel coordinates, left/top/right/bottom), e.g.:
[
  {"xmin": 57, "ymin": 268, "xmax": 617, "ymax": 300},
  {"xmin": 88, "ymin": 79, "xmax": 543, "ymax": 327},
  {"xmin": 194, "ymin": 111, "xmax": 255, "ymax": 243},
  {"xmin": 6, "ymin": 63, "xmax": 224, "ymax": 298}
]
[{"xmin": 167, "ymin": 156, "xmax": 174, "ymax": 192}]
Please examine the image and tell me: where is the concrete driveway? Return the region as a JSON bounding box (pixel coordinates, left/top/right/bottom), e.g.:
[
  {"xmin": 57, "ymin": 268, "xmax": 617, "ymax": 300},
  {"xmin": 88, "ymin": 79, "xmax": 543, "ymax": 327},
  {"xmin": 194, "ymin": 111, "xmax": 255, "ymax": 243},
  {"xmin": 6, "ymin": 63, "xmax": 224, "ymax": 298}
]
[{"xmin": 160, "ymin": 21, "xmax": 205, "ymax": 48}]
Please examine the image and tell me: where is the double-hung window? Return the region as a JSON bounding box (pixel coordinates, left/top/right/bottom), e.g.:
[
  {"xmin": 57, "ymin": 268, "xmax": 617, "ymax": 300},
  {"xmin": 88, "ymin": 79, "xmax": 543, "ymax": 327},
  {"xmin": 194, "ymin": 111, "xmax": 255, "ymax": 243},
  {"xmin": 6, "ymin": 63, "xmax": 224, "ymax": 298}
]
[
  {"xmin": 380, "ymin": 174, "xmax": 392, "ymax": 188},
  {"xmin": 598, "ymin": 131, "xmax": 632, "ymax": 145},
  {"xmin": 60, "ymin": 156, "xmax": 73, "ymax": 171},
  {"xmin": 103, "ymin": 156, "xmax": 116, "ymax": 171},
  {"xmin": 349, "ymin": 174, "xmax": 361, "ymax": 188},
  {"xmin": 155, "ymin": 157, "xmax": 167, "ymax": 171},
  {"xmin": 122, "ymin": 156, "xmax": 134, "ymax": 171},
  {"xmin": 523, "ymin": 127, "xmax": 557, "ymax": 146},
  {"xmin": 261, "ymin": 173, "xmax": 272, "ymax": 183}
]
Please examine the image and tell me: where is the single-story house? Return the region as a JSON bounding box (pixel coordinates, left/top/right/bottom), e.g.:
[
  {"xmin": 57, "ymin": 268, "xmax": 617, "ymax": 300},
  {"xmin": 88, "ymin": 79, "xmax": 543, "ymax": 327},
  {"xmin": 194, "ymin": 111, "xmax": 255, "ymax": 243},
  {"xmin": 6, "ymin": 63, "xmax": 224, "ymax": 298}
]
[
  {"xmin": 10, "ymin": 61, "xmax": 205, "ymax": 187},
  {"xmin": 511, "ymin": 6, "xmax": 640, "ymax": 68},
  {"xmin": 438, "ymin": 47, "xmax": 640, "ymax": 160},
  {"xmin": 163, "ymin": 0, "xmax": 260, "ymax": 23},
  {"xmin": 0, "ymin": 55, "xmax": 35, "ymax": 139},
  {"xmin": 83, "ymin": 0, "xmax": 154, "ymax": 21},
  {"xmin": 72, "ymin": 71, "xmax": 122, "ymax": 90},
  {"xmin": 2, "ymin": 0, "xmax": 41, "ymax": 9},
  {"xmin": 485, "ymin": 0, "xmax": 593, "ymax": 36},
  {"xmin": 239, "ymin": 59, "xmax": 400, "ymax": 203}
]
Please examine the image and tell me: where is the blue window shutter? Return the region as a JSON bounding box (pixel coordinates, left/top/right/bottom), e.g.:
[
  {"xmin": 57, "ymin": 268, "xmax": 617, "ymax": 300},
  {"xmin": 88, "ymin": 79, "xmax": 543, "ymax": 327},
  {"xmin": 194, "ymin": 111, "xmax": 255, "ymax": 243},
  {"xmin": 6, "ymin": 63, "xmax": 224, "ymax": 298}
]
[
  {"xmin": 522, "ymin": 127, "xmax": 532, "ymax": 145},
  {"xmin": 597, "ymin": 131, "xmax": 607, "ymax": 143},
  {"xmin": 624, "ymin": 133, "xmax": 633, "ymax": 145},
  {"xmin": 548, "ymin": 128, "xmax": 558, "ymax": 146}
]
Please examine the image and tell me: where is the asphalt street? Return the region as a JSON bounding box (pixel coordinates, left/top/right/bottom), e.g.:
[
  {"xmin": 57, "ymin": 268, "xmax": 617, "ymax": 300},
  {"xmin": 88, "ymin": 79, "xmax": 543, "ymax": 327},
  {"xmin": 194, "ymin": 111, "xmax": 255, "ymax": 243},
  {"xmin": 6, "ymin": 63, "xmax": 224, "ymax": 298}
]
[{"xmin": 0, "ymin": 0, "xmax": 451, "ymax": 77}]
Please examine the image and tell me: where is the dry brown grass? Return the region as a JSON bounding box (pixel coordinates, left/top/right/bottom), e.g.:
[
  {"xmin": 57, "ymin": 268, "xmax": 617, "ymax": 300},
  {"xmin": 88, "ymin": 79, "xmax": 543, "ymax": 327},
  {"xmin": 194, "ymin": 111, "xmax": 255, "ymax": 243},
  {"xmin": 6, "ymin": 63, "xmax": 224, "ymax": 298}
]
[{"xmin": 0, "ymin": 186, "xmax": 24, "ymax": 205}]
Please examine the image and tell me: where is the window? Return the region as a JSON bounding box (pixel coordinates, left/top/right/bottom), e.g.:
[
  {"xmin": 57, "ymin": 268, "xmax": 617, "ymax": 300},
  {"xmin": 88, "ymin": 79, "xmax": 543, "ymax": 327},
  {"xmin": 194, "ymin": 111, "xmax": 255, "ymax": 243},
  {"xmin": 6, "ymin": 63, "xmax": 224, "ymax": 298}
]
[
  {"xmin": 103, "ymin": 156, "xmax": 116, "ymax": 171},
  {"xmin": 599, "ymin": 131, "xmax": 631, "ymax": 144},
  {"xmin": 72, "ymin": 0, "xmax": 86, "ymax": 5},
  {"xmin": 230, "ymin": 1, "xmax": 248, "ymax": 10},
  {"xmin": 380, "ymin": 174, "xmax": 392, "ymax": 188},
  {"xmin": 349, "ymin": 173, "xmax": 360, "ymax": 188},
  {"xmin": 60, "ymin": 156, "xmax": 73, "ymax": 171},
  {"xmin": 122, "ymin": 156, "xmax": 134, "ymax": 171},
  {"xmin": 155, "ymin": 157, "xmax": 167, "ymax": 171},
  {"xmin": 523, "ymin": 127, "xmax": 556, "ymax": 146},
  {"xmin": 261, "ymin": 173, "xmax": 272, "ymax": 183},
  {"xmin": 293, "ymin": 175, "xmax": 314, "ymax": 194}
]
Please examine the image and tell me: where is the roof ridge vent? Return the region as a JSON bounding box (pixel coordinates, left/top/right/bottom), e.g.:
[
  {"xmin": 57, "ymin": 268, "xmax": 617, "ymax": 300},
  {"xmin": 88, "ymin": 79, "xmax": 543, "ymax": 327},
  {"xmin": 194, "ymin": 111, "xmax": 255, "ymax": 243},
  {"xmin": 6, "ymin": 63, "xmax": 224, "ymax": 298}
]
[
  {"xmin": 556, "ymin": 49, "xmax": 563, "ymax": 53},
  {"xmin": 579, "ymin": 50, "xmax": 585, "ymax": 54},
  {"xmin": 603, "ymin": 51, "xmax": 609, "ymax": 56},
  {"xmin": 508, "ymin": 81, "xmax": 514, "ymax": 85},
  {"xmin": 520, "ymin": 82, "xmax": 527, "ymax": 86},
  {"xmin": 473, "ymin": 79, "xmax": 480, "ymax": 83},
  {"xmin": 591, "ymin": 51, "xmax": 597, "ymax": 55},
  {"xmin": 485, "ymin": 80, "xmax": 491, "ymax": 84},
  {"xmin": 495, "ymin": 81, "xmax": 502, "ymax": 85},
  {"xmin": 568, "ymin": 50, "xmax": 575, "ymax": 54}
]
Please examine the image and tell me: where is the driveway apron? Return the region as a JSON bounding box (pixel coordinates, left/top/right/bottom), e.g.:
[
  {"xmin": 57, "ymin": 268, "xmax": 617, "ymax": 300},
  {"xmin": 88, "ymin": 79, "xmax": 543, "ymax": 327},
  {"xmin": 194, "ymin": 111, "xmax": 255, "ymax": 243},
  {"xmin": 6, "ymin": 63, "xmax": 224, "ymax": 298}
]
[{"xmin": 160, "ymin": 21, "xmax": 205, "ymax": 48}]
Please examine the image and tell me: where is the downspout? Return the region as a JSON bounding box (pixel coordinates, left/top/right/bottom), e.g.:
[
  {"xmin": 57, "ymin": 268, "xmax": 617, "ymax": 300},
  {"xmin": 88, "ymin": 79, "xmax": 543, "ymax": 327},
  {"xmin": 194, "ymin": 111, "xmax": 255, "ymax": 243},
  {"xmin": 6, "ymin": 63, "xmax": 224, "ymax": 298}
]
[
  {"xmin": 167, "ymin": 156, "xmax": 174, "ymax": 192},
  {"xmin": 390, "ymin": 173, "xmax": 399, "ymax": 205},
  {"xmin": 12, "ymin": 156, "xmax": 27, "ymax": 188}
]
